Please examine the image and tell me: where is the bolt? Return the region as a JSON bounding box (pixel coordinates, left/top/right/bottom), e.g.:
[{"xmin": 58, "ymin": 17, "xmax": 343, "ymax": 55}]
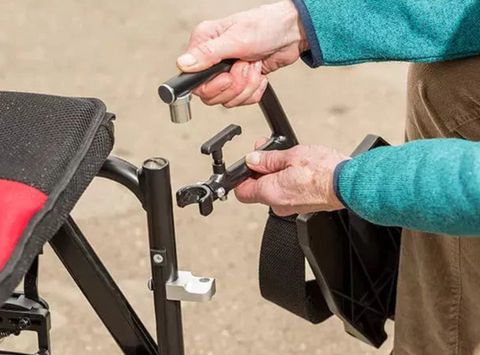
[
  {"xmin": 148, "ymin": 279, "xmax": 154, "ymax": 291},
  {"xmin": 153, "ymin": 254, "xmax": 164, "ymax": 264},
  {"xmin": 216, "ymin": 187, "xmax": 226, "ymax": 199},
  {"xmin": 18, "ymin": 318, "xmax": 31, "ymax": 330}
]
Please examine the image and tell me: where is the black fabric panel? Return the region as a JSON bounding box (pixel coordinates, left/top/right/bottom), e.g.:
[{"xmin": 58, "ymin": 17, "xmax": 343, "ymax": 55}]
[
  {"xmin": 0, "ymin": 91, "xmax": 107, "ymax": 194},
  {"xmin": 0, "ymin": 91, "xmax": 114, "ymax": 304}
]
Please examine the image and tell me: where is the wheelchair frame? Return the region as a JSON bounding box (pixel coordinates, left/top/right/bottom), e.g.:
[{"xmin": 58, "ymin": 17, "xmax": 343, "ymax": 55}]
[
  {"xmin": 0, "ymin": 77, "xmax": 298, "ymax": 355},
  {"xmin": 0, "ymin": 156, "xmax": 186, "ymax": 355}
]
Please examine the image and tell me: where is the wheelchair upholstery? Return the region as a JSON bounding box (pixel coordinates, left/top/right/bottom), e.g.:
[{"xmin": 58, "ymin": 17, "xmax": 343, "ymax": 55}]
[{"xmin": 0, "ymin": 91, "xmax": 114, "ymax": 303}]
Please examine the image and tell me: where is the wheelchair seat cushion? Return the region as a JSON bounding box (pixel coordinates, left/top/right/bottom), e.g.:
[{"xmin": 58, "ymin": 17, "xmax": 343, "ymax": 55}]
[{"xmin": 0, "ymin": 91, "xmax": 114, "ymax": 303}]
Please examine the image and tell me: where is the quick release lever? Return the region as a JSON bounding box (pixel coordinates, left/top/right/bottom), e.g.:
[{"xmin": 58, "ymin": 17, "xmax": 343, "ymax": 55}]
[
  {"xmin": 201, "ymin": 124, "xmax": 242, "ymax": 175},
  {"xmin": 176, "ymin": 124, "xmax": 242, "ymax": 215}
]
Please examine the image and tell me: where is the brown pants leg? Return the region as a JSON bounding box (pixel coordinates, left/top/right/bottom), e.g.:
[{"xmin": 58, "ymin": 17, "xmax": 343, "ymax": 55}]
[{"xmin": 394, "ymin": 55, "xmax": 480, "ymax": 355}]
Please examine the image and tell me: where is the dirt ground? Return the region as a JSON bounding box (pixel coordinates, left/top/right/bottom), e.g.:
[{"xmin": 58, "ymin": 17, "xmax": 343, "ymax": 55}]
[{"xmin": 0, "ymin": 1, "xmax": 408, "ymax": 354}]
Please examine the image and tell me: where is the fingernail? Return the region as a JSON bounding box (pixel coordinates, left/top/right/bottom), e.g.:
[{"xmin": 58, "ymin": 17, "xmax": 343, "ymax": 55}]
[
  {"xmin": 255, "ymin": 61, "xmax": 262, "ymax": 72},
  {"xmin": 242, "ymin": 64, "xmax": 250, "ymax": 78},
  {"xmin": 246, "ymin": 152, "xmax": 260, "ymax": 165},
  {"xmin": 177, "ymin": 53, "xmax": 197, "ymax": 68},
  {"xmin": 220, "ymin": 80, "xmax": 233, "ymax": 92}
]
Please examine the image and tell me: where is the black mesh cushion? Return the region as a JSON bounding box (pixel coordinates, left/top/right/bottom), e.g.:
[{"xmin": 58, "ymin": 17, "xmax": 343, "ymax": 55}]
[{"xmin": 0, "ymin": 91, "xmax": 114, "ymax": 303}]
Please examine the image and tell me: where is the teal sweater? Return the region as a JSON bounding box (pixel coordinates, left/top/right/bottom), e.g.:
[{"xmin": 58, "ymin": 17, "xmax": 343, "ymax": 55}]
[
  {"xmin": 291, "ymin": 0, "xmax": 480, "ymax": 235},
  {"xmin": 293, "ymin": 0, "xmax": 480, "ymax": 67}
]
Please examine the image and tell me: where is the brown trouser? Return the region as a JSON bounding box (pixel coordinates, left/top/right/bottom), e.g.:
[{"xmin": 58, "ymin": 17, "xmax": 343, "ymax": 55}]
[{"xmin": 394, "ymin": 56, "xmax": 480, "ymax": 355}]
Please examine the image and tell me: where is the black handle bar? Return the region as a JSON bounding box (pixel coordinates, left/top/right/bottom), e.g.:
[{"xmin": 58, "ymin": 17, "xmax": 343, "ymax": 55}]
[{"xmin": 159, "ymin": 59, "xmax": 237, "ymax": 104}]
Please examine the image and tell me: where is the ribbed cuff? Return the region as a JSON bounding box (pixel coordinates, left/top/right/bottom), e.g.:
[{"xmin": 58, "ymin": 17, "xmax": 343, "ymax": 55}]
[
  {"xmin": 290, "ymin": 0, "xmax": 324, "ymax": 67},
  {"xmin": 333, "ymin": 160, "xmax": 350, "ymax": 209}
]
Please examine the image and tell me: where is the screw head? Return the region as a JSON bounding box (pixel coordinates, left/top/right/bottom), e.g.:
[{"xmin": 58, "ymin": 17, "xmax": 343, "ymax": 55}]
[
  {"xmin": 147, "ymin": 279, "xmax": 154, "ymax": 291},
  {"xmin": 153, "ymin": 254, "xmax": 164, "ymax": 264},
  {"xmin": 216, "ymin": 187, "xmax": 226, "ymax": 199},
  {"xmin": 18, "ymin": 318, "xmax": 31, "ymax": 330}
]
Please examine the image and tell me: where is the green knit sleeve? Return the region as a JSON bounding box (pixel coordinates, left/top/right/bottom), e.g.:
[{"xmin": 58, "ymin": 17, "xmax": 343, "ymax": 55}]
[
  {"xmin": 337, "ymin": 139, "xmax": 480, "ymax": 236},
  {"xmin": 291, "ymin": 0, "xmax": 480, "ymax": 67}
]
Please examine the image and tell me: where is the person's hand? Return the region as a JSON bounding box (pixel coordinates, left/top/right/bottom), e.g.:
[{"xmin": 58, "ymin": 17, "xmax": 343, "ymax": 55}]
[
  {"xmin": 235, "ymin": 139, "xmax": 350, "ymax": 216},
  {"xmin": 176, "ymin": 0, "xmax": 308, "ymax": 107}
]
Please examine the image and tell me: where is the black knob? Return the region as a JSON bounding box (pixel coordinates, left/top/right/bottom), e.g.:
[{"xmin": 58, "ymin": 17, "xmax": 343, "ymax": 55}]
[{"xmin": 201, "ymin": 124, "xmax": 242, "ymax": 175}]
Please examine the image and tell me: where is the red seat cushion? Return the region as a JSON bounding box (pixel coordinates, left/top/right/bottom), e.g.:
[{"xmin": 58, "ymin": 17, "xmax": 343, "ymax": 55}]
[{"xmin": 0, "ymin": 179, "xmax": 47, "ymax": 270}]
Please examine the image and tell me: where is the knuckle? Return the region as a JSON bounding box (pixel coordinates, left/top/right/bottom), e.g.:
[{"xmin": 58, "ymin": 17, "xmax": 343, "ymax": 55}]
[
  {"xmin": 222, "ymin": 102, "xmax": 234, "ymax": 109},
  {"xmin": 201, "ymin": 98, "xmax": 215, "ymax": 106},
  {"xmin": 231, "ymin": 34, "xmax": 249, "ymax": 51},
  {"xmin": 233, "ymin": 189, "xmax": 247, "ymax": 203},
  {"xmin": 263, "ymin": 153, "xmax": 274, "ymax": 168},
  {"xmin": 196, "ymin": 41, "xmax": 216, "ymax": 57},
  {"xmin": 273, "ymin": 206, "xmax": 290, "ymax": 217},
  {"xmin": 194, "ymin": 85, "xmax": 207, "ymax": 98},
  {"xmin": 195, "ymin": 20, "xmax": 212, "ymax": 33},
  {"xmin": 232, "ymin": 82, "xmax": 246, "ymax": 95}
]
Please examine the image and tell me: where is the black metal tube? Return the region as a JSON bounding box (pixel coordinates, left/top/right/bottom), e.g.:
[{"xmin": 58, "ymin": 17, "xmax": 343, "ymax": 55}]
[
  {"xmin": 259, "ymin": 84, "xmax": 298, "ymax": 145},
  {"xmin": 159, "ymin": 59, "xmax": 236, "ymax": 104},
  {"xmin": 139, "ymin": 158, "xmax": 184, "ymax": 355},
  {"xmin": 50, "ymin": 218, "xmax": 159, "ymax": 355},
  {"xmin": 98, "ymin": 156, "xmax": 143, "ymax": 204}
]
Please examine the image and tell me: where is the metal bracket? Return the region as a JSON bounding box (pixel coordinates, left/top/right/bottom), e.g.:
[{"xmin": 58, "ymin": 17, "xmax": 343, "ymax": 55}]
[{"xmin": 166, "ymin": 271, "xmax": 216, "ymax": 302}]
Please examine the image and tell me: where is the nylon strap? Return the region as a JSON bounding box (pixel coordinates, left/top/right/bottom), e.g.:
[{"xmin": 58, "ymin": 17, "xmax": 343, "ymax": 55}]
[{"xmin": 259, "ymin": 211, "xmax": 332, "ymax": 323}]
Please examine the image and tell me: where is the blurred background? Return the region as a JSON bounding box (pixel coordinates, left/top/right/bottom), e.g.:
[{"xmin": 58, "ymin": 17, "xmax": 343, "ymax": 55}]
[{"xmin": 0, "ymin": 1, "xmax": 407, "ymax": 354}]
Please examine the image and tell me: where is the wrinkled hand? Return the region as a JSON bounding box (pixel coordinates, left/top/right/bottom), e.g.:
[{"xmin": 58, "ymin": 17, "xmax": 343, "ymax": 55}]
[
  {"xmin": 177, "ymin": 0, "xmax": 308, "ymax": 107},
  {"xmin": 235, "ymin": 139, "xmax": 350, "ymax": 216}
]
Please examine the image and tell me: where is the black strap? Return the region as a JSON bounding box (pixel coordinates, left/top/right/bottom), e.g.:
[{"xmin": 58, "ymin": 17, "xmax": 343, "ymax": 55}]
[{"xmin": 259, "ymin": 211, "xmax": 332, "ymax": 323}]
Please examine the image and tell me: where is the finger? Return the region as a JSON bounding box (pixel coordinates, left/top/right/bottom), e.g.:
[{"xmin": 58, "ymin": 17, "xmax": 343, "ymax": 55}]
[
  {"xmin": 272, "ymin": 206, "xmax": 295, "ymax": 217},
  {"xmin": 193, "ymin": 73, "xmax": 233, "ymax": 100},
  {"xmin": 235, "ymin": 174, "xmax": 285, "ymax": 207},
  {"xmin": 186, "ymin": 20, "xmax": 223, "ymax": 51},
  {"xmin": 254, "ymin": 137, "xmax": 269, "ymax": 150},
  {"xmin": 234, "ymin": 178, "xmax": 259, "ymax": 204},
  {"xmin": 245, "ymin": 150, "xmax": 292, "ymax": 174},
  {"xmin": 201, "ymin": 61, "xmax": 250, "ymax": 106},
  {"xmin": 223, "ymin": 61, "xmax": 263, "ymax": 108},
  {"xmin": 177, "ymin": 34, "xmax": 242, "ymax": 72},
  {"xmin": 240, "ymin": 76, "xmax": 269, "ymax": 106}
]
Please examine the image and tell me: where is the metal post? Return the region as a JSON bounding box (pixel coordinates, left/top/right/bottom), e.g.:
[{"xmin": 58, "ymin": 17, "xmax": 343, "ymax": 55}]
[{"xmin": 139, "ymin": 158, "xmax": 184, "ymax": 355}]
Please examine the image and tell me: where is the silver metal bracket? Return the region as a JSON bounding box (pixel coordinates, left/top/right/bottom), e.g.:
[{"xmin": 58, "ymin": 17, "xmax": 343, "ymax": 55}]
[{"xmin": 166, "ymin": 271, "xmax": 216, "ymax": 302}]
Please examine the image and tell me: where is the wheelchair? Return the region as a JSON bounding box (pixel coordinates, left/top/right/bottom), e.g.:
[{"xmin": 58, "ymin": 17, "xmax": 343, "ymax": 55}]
[{"xmin": 0, "ymin": 60, "xmax": 400, "ymax": 355}]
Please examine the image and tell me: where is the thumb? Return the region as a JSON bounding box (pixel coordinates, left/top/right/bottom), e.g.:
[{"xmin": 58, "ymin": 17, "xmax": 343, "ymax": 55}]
[
  {"xmin": 177, "ymin": 35, "xmax": 240, "ymax": 72},
  {"xmin": 245, "ymin": 150, "xmax": 291, "ymax": 174}
]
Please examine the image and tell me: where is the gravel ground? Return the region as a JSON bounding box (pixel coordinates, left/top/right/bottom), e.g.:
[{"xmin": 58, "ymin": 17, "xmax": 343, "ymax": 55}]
[{"xmin": 0, "ymin": 1, "xmax": 407, "ymax": 354}]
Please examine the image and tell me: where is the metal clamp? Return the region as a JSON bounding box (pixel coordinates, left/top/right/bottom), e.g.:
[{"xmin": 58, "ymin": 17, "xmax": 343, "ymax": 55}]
[{"xmin": 166, "ymin": 271, "xmax": 216, "ymax": 302}]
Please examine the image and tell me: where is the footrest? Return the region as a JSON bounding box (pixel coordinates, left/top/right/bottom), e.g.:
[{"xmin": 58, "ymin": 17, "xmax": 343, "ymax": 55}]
[{"xmin": 296, "ymin": 135, "xmax": 401, "ymax": 348}]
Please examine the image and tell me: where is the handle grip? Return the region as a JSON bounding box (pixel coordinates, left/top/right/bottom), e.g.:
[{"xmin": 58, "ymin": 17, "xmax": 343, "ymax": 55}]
[
  {"xmin": 159, "ymin": 59, "xmax": 236, "ymax": 104},
  {"xmin": 201, "ymin": 124, "xmax": 242, "ymax": 155}
]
